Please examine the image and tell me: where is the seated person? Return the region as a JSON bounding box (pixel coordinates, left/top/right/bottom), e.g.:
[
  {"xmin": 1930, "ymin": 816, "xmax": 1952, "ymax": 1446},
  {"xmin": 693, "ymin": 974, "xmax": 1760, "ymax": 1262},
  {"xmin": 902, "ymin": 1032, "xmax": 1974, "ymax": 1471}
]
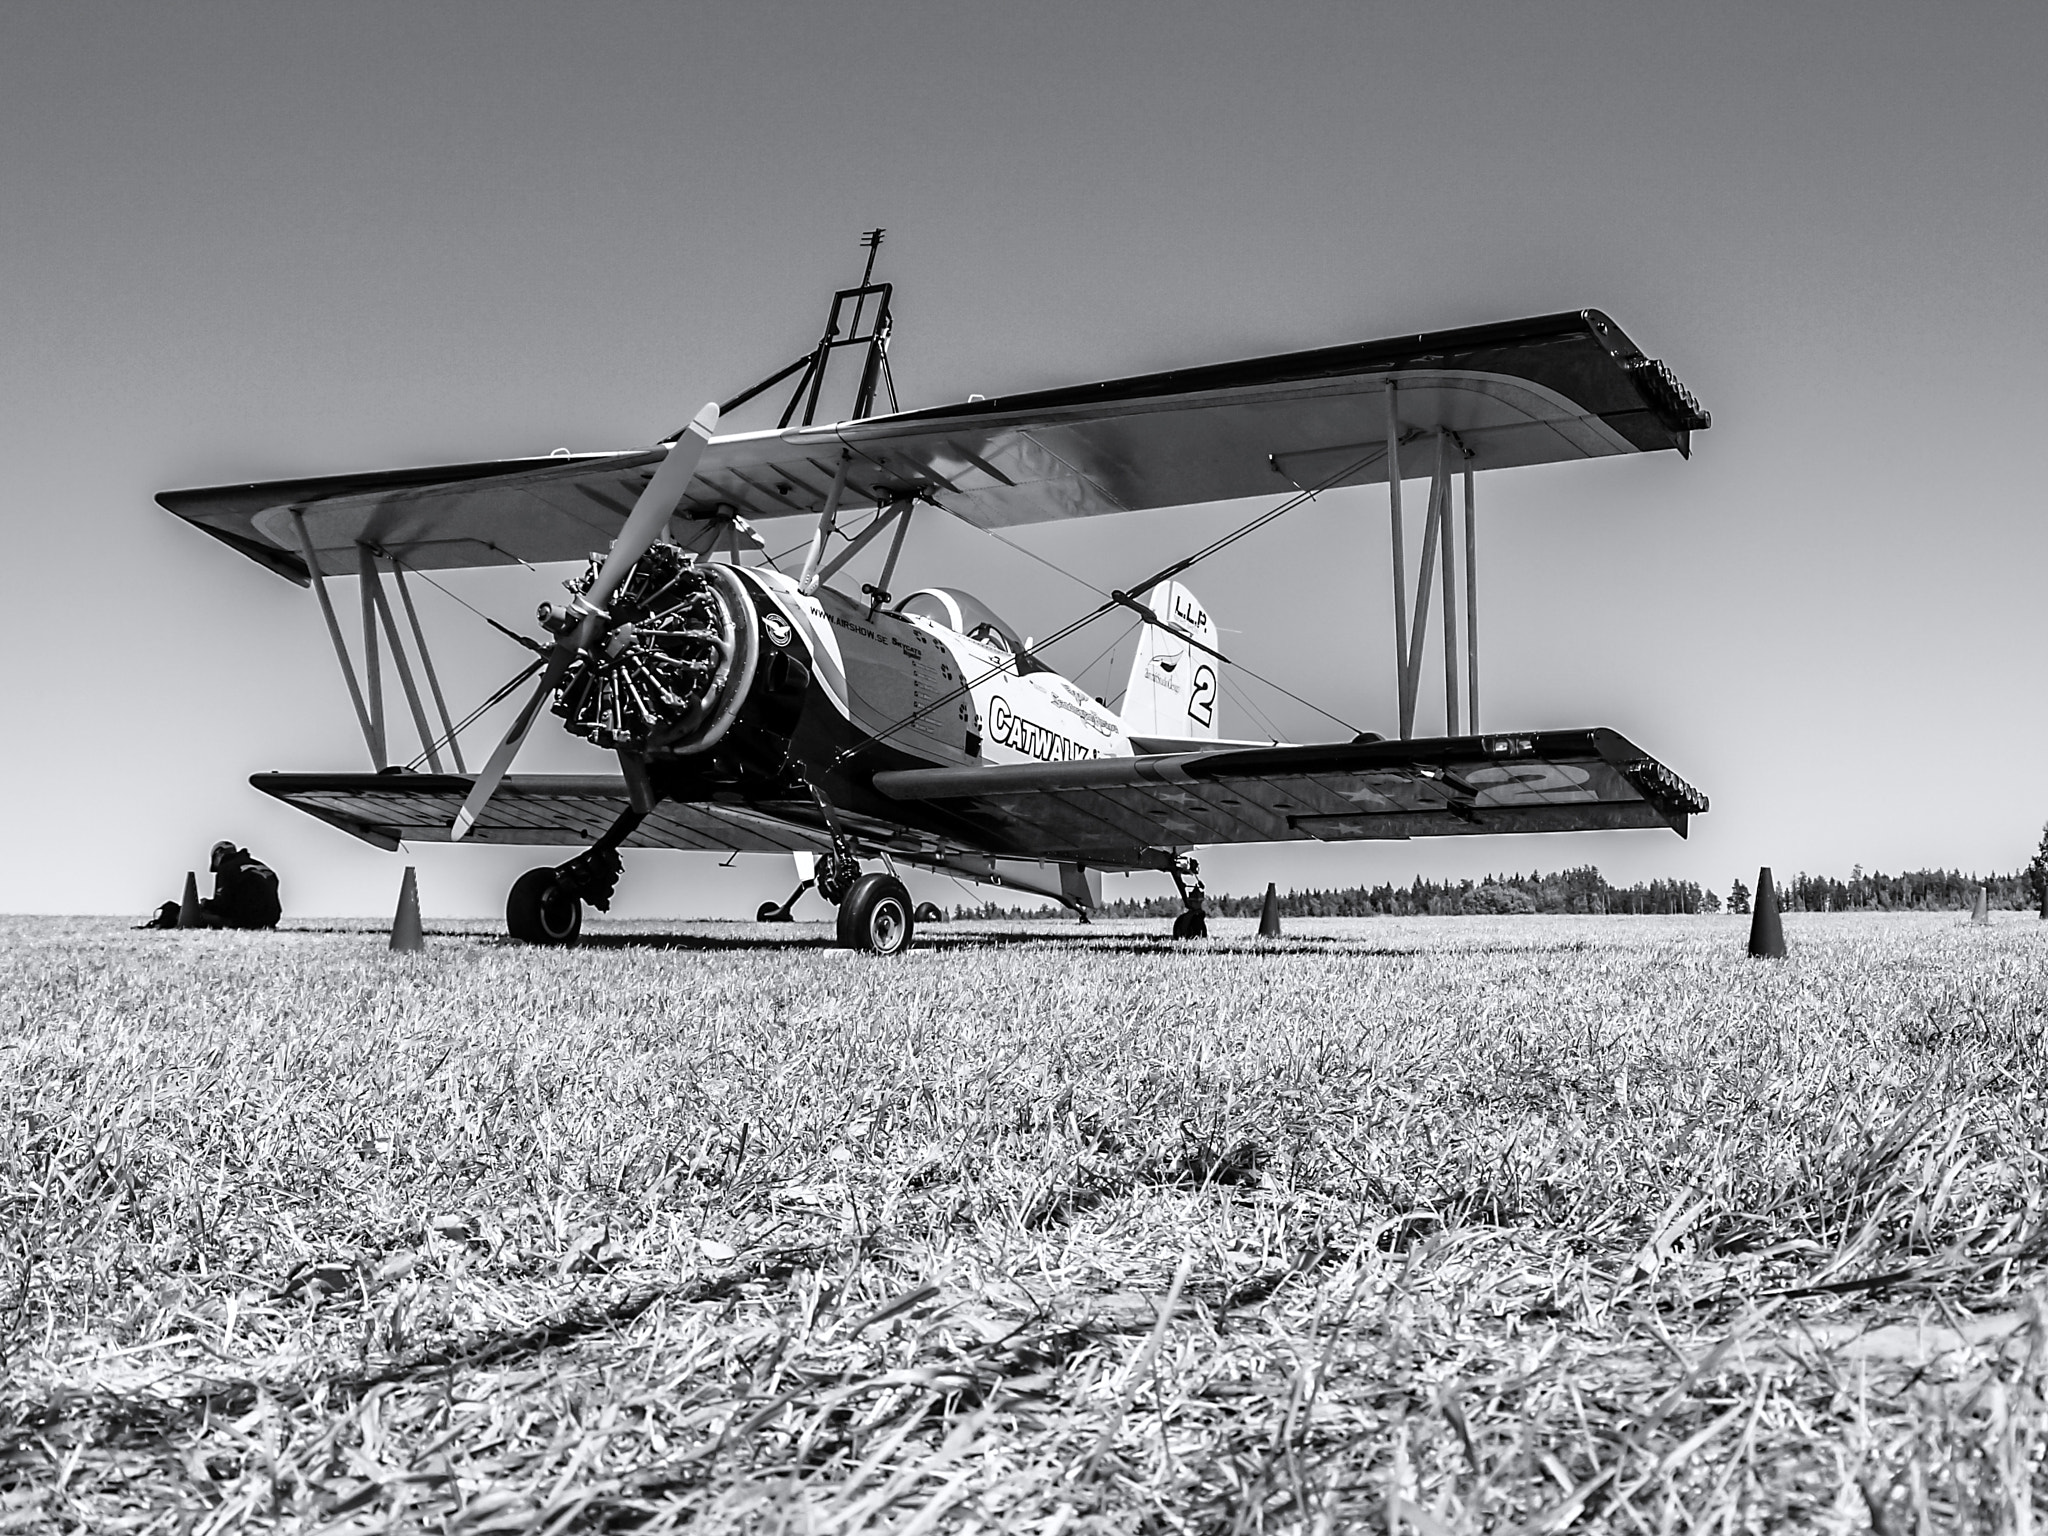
[{"xmin": 151, "ymin": 842, "xmax": 282, "ymax": 929}]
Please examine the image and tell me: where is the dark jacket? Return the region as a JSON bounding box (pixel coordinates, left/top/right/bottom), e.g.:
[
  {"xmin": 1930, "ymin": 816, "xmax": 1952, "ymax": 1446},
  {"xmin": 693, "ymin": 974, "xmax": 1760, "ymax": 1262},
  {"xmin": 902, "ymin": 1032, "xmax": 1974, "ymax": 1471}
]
[{"xmin": 211, "ymin": 850, "xmax": 282, "ymax": 929}]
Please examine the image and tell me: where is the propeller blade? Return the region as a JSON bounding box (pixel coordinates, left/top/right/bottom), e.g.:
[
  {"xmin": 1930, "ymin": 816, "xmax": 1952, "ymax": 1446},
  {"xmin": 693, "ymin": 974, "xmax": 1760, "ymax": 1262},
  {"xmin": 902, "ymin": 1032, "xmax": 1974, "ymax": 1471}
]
[
  {"xmin": 450, "ymin": 403, "xmax": 718, "ymax": 840},
  {"xmin": 451, "ymin": 649, "xmax": 572, "ymax": 841},
  {"xmin": 581, "ymin": 402, "xmax": 720, "ymax": 616}
]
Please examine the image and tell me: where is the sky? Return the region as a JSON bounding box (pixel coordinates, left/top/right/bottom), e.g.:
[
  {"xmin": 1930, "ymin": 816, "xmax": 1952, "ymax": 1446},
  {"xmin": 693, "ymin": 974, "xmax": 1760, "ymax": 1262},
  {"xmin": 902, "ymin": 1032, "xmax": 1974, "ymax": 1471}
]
[{"xmin": 4, "ymin": 0, "xmax": 2045, "ymax": 919}]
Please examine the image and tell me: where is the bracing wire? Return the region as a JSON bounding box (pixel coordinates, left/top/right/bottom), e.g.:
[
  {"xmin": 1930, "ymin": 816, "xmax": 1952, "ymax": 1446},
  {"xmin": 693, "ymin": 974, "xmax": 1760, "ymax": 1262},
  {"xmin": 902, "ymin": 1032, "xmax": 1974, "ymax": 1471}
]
[
  {"xmin": 404, "ymin": 657, "xmax": 545, "ymax": 772},
  {"xmin": 763, "ymin": 501, "xmax": 885, "ymax": 573},
  {"xmin": 385, "ymin": 553, "xmax": 548, "ymax": 655},
  {"xmin": 1219, "ymin": 670, "xmax": 1284, "ymax": 742},
  {"xmin": 963, "ymin": 485, "xmax": 1367, "ymax": 736},
  {"xmin": 832, "ymin": 445, "xmax": 1384, "ymax": 767},
  {"xmin": 1054, "ymin": 617, "xmax": 1140, "ymax": 698},
  {"xmin": 1229, "ymin": 663, "xmax": 1360, "ymax": 736},
  {"xmin": 979, "ymin": 526, "xmax": 1112, "ymax": 599}
]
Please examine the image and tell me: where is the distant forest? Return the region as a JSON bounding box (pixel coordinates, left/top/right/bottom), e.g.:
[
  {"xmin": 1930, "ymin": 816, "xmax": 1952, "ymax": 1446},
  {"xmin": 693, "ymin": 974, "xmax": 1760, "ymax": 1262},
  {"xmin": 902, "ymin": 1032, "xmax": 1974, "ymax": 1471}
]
[{"xmin": 958, "ymin": 865, "xmax": 2042, "ymax": 920}]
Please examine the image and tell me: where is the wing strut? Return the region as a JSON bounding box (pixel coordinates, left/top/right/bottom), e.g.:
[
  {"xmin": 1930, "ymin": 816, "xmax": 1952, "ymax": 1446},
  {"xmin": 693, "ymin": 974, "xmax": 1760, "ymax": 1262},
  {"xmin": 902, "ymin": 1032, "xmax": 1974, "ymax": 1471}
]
[
  {"xmin": 1463, "ymin": 454, "xmax": 1480, "ymax": 733},
  {"xmin": 1387, "ymin": 381, "xmax": 1410, "ymax": 735},
  {"xmin": 798, "ymin": 452, "xmax": 855, "ymax": 595},
  {"xmin": 386, "ymin": 556, "xmax": 467, "ymax": 773},
  {"xmin": 1385, "ymin": 400, "xmax": 1480, "ymax": 740},
  {"xmin": 361, "ymin": 550, "xmax": 445, "ymax": 774},
  {"xmin": 290, "ymin": 510, "xmax": 381, "ymax": 769},
  {"xmin": 355, "ymin": 544, "xmax": 387, "ymax": 766}
]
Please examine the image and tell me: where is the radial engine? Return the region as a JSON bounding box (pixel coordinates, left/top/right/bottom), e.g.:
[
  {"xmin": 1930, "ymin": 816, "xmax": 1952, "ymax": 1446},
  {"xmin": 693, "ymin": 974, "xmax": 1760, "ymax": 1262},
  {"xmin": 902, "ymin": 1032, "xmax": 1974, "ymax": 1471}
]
[{"xmin": 539, "ymin": 545, "xmax": 809, "ymax": 769}]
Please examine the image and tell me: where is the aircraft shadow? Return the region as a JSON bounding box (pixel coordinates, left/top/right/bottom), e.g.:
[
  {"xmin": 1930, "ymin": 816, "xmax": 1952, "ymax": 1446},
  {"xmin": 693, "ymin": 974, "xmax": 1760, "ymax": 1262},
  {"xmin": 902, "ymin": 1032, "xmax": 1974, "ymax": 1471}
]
[
  {"xmin": 265, "ymin": 923, "xmax": 1595, "ymax": 960},
  {"xmin": 565, "ymin": 930, "xmax": 1596, "ymax": 960}
]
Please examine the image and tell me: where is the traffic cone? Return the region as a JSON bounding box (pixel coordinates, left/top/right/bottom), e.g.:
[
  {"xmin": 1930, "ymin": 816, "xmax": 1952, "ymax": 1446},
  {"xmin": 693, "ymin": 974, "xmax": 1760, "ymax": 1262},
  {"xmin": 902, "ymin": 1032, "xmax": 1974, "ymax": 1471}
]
[
  {"xmin": 1258, "ymin": 882, "xmax": 1283, "ymax": 939},
  {"xmin": 1748, "ymin": 866, "xmax": 1785, "ymax": 959},
  {"xmin": 176, "ymin": 871, "xmax": 200, "ymax": 929},
  {"xmin": 1971, "ymin": 885, "xmax": 1990, "ymax": 926},
  {"xmin": 390, "ymin": 866, "xmax": 424, "ymax": 952}
]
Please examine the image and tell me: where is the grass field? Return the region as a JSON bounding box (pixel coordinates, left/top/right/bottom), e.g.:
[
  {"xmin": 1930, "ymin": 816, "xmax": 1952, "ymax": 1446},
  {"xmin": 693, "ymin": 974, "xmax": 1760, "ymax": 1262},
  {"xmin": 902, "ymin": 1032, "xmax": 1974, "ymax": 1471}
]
[{"xmin": 2, "ymin": 910, "xmax": 2044, "ymax": 1533}]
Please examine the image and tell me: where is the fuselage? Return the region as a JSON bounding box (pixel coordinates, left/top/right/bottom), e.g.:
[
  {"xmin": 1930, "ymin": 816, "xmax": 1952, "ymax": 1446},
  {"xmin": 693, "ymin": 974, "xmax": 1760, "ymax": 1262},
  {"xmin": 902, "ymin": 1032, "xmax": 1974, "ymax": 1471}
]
[{"xmin": 639, "ymin": 562, "xmax": 1151, "ymax": 871}]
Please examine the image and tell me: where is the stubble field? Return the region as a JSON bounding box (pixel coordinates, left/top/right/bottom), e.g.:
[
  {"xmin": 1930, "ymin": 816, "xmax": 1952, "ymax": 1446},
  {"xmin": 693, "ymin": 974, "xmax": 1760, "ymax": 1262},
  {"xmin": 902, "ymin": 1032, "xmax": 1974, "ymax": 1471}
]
[{"xmin": 1, "ymin": 910, "xmax": 2044, "ymax": 1533}]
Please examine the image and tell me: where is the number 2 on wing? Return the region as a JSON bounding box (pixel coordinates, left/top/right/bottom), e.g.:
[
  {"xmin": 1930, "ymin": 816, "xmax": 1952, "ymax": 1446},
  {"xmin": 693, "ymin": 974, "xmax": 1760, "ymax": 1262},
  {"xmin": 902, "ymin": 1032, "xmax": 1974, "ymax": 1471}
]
[{"xmin": 1188, "ymin": 663, "xmax": 1216, "ymax": 728}]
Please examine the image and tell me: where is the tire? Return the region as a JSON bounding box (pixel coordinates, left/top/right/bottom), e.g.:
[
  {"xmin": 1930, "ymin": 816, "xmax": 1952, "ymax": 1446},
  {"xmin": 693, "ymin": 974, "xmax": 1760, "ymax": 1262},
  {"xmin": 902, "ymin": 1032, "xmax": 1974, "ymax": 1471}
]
[
  {"xmin": 836, "ymin": 874, "xmax": 915, "ymax": 955},
  {"xmin": 913, "ymin": 902, "xmax": 945, "ymax": 924},
  {"xmin": 757, "ymin": 900, "xmax": 792, "ymax": 923},
  {"xmin": 1172, "ymin": 908, "xmax": 1208, "ymax": 940},
  {"xmin": 507, "ymin": 868, "xmax": 583, "ymax": 946}
]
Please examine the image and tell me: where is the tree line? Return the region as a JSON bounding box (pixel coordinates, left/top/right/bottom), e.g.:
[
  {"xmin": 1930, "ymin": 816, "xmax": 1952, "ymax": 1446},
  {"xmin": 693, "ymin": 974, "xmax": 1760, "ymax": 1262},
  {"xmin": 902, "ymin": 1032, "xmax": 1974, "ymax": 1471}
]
[{"xmin": 960, "ymin": 852, "xmax": 2048, "ymax": 920}]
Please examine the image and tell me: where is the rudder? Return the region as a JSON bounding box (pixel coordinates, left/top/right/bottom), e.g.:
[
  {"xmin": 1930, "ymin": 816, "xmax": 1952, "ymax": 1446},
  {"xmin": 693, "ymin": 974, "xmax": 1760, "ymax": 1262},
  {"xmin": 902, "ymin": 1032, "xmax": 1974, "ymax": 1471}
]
[{"xmin": 1118, "ymin": 581, "xmax": 1222, "ymax": 742}]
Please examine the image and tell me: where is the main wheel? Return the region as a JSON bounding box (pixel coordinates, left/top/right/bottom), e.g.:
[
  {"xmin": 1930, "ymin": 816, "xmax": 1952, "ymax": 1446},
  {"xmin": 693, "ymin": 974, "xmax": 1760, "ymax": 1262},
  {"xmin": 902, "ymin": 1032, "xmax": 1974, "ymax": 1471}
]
[
  {"xmin": 836, "ymin": 874, "xmax": 915, "ymax": 955},
  {"xmin": 507, "ymin": 868, "xmax": 583, "ymax": 946}
]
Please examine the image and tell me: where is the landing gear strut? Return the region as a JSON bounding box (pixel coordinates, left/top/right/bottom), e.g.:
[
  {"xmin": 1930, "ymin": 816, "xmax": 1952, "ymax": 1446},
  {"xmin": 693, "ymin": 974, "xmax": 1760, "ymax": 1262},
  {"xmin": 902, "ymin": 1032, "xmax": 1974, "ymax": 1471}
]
[
  {"xmin": 505, "ymin": 807, "xmax": 646, "ymax": 946},
  {"xmin": 814, "ymin": 845, "xmax": 862, "ymax": 906},
  {"xmin": 756, "ymin": 878, "xmax": 814, "ymax": 923},
  {"xmin": 1169, "ymin": 855, "xmax": 1208, "ymax": 940},
  {"xmin": 805, "ymin": 775, "xmax": 915, "ymax": 954}
]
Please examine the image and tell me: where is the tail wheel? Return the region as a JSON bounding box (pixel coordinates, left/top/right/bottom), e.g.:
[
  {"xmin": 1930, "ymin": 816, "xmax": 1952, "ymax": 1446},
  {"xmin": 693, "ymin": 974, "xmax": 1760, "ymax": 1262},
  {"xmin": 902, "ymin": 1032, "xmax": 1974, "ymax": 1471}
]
[
  {"xmin": 507, "ymin": 868, "xmax": 583, "ymax": 946},
  {"xmin": 836, "ymin": 874, "xmax": 915, "ymax": 955}
]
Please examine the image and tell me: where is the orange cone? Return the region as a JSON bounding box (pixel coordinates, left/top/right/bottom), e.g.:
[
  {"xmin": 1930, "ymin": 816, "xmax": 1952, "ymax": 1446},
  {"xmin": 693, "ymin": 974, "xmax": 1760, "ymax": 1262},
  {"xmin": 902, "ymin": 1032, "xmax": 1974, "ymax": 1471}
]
[
  {"xmin": 176, "ymin": 871, "xmax": 200, "ymax": 929},
  {"xmin": 1258, "ymin": 882, "xmax": 1282, "ymax": 939},
  {"xmin": 1748, "ymin": 866, "xmax": 1785, "ymax": 959},
  {"xmin": 390, "ymin": 866, "xmax": 424, "ymax": 952},
  {"xmin": 1971, "ymin": 885, "xmax": 1989, "ymax": 926}
]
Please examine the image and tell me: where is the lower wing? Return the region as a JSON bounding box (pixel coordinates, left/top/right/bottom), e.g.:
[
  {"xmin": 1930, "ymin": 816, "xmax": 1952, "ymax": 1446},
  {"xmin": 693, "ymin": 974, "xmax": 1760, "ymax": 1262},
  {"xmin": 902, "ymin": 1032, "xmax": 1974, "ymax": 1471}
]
[
  {"xmin": 871, "ymin": 728, "xmax": 1705, "ymax": 864},
  {"xmin": 253, "ymin": 727, "xmax": 1703, "ymax": 870},
  {"xmin": 251, "ymin": 773, "xmax": 833, "ymax": 856}
]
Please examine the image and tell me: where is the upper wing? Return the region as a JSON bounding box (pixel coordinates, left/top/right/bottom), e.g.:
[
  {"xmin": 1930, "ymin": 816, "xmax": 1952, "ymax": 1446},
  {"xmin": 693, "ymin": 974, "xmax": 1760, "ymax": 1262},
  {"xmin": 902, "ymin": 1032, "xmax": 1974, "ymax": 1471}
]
[
  {"xmin": 870, "ymin": 728, "xmax": 1707, "ymax": 865},
  {"xmin": 158, "ymin": 451, "xmax": 751, "ymax": 583},
  {"xmin": 161, "ymin": 309, "xmax": 1707, "ymax": 580}
]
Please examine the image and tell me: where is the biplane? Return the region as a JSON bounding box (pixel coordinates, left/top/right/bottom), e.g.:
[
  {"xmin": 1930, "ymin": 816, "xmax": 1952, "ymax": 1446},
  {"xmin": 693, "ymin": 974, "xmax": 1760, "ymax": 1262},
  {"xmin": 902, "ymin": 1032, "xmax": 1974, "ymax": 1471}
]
[{"xmin": 158, "ymin": 241, "xmax": 1710, "ymax": 952}]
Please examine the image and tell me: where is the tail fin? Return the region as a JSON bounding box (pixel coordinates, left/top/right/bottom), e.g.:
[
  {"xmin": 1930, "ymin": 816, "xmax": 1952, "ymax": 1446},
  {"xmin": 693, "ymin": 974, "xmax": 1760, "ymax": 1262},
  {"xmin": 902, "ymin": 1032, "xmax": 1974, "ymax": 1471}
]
[{"xmin": 1118, "ymin": 580, "xmax": 1222, "ymax": 743}]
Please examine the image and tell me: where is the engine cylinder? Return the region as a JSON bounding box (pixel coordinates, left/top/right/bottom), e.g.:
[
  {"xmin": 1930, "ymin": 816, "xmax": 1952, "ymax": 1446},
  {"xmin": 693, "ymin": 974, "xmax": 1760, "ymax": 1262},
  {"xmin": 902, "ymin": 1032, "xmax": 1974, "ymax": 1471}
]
[{"xmin": 551, "ymin": 546, "xmax": 760, "ymax": 756}]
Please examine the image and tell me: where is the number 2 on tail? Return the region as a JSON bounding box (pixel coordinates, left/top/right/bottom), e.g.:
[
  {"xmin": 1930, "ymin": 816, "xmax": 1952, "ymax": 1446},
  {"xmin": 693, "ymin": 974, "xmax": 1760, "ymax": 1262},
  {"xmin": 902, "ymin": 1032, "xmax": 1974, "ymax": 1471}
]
[{"xmin": 1188, "ymin": 664, "xmax": 1216, "ymax": 728}]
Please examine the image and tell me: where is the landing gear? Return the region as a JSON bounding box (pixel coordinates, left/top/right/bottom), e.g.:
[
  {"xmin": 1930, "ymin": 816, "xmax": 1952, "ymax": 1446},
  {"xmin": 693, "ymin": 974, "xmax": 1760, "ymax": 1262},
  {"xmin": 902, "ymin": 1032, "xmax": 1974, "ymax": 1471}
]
[
  {"xmin": 504, "ymin": 805, "xmax": 644, "ymax": 947},
  {"xmin": 814, "ymin": 846, "xmax": 862, "ymax": 906},
  {"xmin": 756, "ymin": 880, "xmax": 813, "ymax": 923},
  {"xmin": 1169, "ymin": 855, "xmax": 1208, "ymax": 940},
  {"xmin": 837, "ymin": 873, "xmax": 916, "ymax": 955},
  {"xmin": 508, "ymin": 867, "xmax": 584, "ymax": 945},
  {"xmin": 797, "ymin": 774, "xmax": 916, "ymax": 954}
]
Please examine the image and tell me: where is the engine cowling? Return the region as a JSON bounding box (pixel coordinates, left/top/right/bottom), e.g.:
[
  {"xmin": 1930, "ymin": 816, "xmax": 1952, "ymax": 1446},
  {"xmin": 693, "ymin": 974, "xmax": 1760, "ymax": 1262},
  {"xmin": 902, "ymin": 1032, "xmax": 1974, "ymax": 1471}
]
[{"xmin": 549, "ymin": 546, "xmax": 762, "ymax": 757}]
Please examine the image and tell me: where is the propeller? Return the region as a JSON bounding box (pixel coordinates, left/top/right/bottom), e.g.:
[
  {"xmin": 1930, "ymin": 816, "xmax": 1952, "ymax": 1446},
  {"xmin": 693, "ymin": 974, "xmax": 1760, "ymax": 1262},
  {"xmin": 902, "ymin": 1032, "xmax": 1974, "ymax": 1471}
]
[{"xmin": 452, "ymin": 402, "xmax": 720, "ymax": 840}]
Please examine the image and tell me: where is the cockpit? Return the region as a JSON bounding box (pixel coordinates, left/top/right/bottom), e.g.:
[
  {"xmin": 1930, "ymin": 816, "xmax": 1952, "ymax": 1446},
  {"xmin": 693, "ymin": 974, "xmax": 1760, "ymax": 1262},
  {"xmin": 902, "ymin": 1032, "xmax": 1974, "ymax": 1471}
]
[{"xmin": 893, "ymin": 588, "xmax": 1051, "ymax": 673}]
